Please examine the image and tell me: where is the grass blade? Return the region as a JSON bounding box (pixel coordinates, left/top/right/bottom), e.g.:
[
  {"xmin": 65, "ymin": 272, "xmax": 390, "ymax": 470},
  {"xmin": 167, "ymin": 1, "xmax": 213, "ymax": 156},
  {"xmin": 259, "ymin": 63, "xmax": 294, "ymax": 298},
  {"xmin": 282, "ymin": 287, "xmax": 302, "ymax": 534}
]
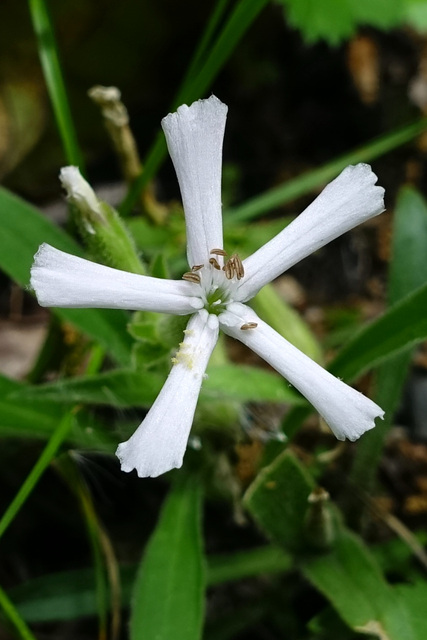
[
  {"xmin": 0, "ymin": 411, "xmax": 74, "ymax": 540},
  {"xmin": 120, "ymin": 0, "xmax": 269, "ymax": 215},
  {"xmin": 226, "ymin": 117, "xmax": 427, "ymax": 222},
  {"xmin": 0, "ymin": 585, "xmax": 37, "ymax": 640},
  {"xmin": 28, "ymin": 0, "xmax": 84, "ymax": 168}
]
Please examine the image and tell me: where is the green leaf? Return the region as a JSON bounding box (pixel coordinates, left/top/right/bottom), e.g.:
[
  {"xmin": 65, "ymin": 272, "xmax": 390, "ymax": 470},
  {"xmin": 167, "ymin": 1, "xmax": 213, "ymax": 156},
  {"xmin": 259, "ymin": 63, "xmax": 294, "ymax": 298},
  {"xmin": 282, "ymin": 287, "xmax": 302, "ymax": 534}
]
[
  {"xmin": 404, "ymin": 0, "xmax": 427, "ymax": 31},
  {"xmin": 388, "ymin": 186, "xmax": 427, "ymax": 304},
  {"xmin": 130, "ymin": 476, "xmax": 205, "ymax": 640},
  {"xmin": 226, "ymin": 118, "xmax": 427, "ymax": 223},
  {"xmin": 208, "ymin": 546, "xmax": 291, "ymax": 585},
  {"xmin": 11, "ymin": 365, "xmax": 303, "ymax": 408},
  {"xmin": 0, "ymin": 411, "xmax": 74, "ymax": 540},
  {"xmin": 282, "ymin": 0, "xmax": 356, "ymax": 45},
  {"xmin": 280, "ymin": 0, "xmax": 403, "ymax": 45},
  {"xmin": 203, "ymin": 364, "xmax": 303, "ymax": 404},
  {"xmin": 0, "ymin": 374, "xmax": 113, "ymax": 449},
  {"xmin": 0, "ymin": 187, "xmax": 132, "ymax": 365},
  {"xmin": 28, "ymin": 0, "xmax": 83, "ymax": 168},
  {"xmin": 302, "ymin": 529, "xmax": 416, "ymax": 639},
  {"xmin": 120, "ymin": 0, "xmax": 269, "ymax": 215},
  {"xmin": 349, "ymin": 187, "xmax": 427, "ymax": 496},
  {"xmin": 394, "ymin": 582, "xmax": 427, "ymax": 638},
  {"xmin": 329, "ymin": 281, "xmax": 427, "ymax": 382},
  {"xmin": 244, "ymin": 450, "xmax": 314, "ymax": 552}
]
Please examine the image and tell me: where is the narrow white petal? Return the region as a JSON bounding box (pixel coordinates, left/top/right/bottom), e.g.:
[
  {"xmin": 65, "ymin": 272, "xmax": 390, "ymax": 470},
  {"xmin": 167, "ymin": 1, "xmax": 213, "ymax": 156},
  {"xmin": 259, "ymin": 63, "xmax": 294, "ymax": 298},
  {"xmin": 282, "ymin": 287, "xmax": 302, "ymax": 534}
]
[
  {"xmin": 161, "ymin": 96, "xmax": 228, "ymax": 266},
  {"xmin": 220, "ymin": 303, "xmax": 384, "ymax": 441},
  {"xmin": 31, "ymin": 244, "xmax": 203, "ymax": 314},
  {"xmin": 116, "ymin": 310, "xmax": 219, "ymax": 477},
  {"xmin": 237, "ymin": 164, "xmax": 385, "ymax": 301}
]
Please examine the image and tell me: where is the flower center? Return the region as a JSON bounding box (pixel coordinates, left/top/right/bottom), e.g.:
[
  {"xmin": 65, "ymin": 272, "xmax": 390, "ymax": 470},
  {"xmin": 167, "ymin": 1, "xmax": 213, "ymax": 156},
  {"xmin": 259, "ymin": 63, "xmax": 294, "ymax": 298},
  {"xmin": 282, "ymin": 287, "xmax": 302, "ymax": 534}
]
[{"xmin": 182, "ymin": 248, "xmax": 245, "ymax": 316}]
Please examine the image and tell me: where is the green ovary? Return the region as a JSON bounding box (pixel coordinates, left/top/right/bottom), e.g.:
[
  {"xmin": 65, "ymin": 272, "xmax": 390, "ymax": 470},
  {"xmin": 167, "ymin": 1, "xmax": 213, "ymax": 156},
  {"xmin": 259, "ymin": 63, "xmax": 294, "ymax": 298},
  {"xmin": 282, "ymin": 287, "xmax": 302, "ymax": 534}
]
[{"xmin": 205, "ymin": 287, "xmax": 228, "ymax": 315}]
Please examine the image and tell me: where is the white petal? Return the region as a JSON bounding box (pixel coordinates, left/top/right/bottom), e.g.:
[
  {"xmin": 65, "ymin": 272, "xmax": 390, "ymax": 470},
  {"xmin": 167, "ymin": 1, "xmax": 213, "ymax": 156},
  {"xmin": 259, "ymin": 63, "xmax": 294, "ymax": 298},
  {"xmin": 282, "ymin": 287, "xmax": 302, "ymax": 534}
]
[
  {"xmin": 219, "ymin": 303, "xmax": 384, "ymax": 441},
  {"xmin": 116, "ymin": 310, "xmax": 219, "ymax": 477},
  {"xmin": 59, "ymin": 166, "xmax": 101, "ymax": 216},
  {"xmin": 31, "ymin": 244, "xmax": 203, "ymax": 314},
  {"xmin": 161, "ymin": 96, "xmax": 227, "ymax": 266},
  {"xmin": 237, "ymin": 164, "xmax": 385, "ymax": 302}
]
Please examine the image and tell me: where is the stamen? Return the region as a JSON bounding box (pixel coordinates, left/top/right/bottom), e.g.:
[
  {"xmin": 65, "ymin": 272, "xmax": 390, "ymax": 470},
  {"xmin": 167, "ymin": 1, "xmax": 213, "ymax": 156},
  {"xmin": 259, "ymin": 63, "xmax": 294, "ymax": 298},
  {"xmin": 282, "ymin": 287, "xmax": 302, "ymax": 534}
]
[
  {"xmin": 191, "ymin": 264, "xmax": 204, "ymax": 271},
  {"xmin": 240, "ymin": 322, "xmax": 258, "ymax": 330},
  {"xmin": 223, "ymin": 260, "xmax": 233, "ymax": 280},
  {"xmin": 209, "ymin": 257, "xmax": 221, "ymax": 270},
  {"xmin": 210, "ymin": 248, "xmax": 227, "ymax": 256},
  {"xmin": 182, "ymin": 272, "xmax": 201, "ymax": 284},
  {"xmin": 231, "ymin": 254, "xmax": 244, "ymax": 280}
]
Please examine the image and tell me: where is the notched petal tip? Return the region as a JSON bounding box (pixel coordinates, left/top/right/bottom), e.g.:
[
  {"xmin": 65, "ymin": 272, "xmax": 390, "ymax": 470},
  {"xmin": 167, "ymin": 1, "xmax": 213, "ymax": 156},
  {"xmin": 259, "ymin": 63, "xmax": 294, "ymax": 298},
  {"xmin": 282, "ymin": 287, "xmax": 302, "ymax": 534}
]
[
  {"xmin": 336, "ymin": 163, "xmax": 385, "ymax": 215},
  {"xmin": 161, "ymin": 94, "xmax": 227, "ymax": 130},
  {"xmin": 116, "ymin": 441, "xmax": 183, "ymax": 479},
  {"xmin": 331, "ymin": 402, "xmax": 384, "ymax": 443}
]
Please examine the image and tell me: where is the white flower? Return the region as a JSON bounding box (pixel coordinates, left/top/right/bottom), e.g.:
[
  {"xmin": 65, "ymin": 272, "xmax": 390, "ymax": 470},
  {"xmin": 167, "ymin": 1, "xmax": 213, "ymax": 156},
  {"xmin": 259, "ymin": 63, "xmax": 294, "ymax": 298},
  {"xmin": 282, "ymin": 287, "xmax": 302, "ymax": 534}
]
[{"xmin": 31, "ymin": 95, "xmax": 385, "ymax": 478}]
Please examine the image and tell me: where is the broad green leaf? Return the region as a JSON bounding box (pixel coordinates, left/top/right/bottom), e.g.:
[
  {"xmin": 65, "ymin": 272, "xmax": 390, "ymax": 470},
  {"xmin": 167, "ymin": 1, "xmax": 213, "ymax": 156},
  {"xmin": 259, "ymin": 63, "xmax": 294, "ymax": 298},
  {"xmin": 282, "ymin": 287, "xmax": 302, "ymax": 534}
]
[
  {"xmin": 302, "ymin": 529, "xmax": 415, "ymax": 639},
  {"xmin": 329, "ymin": 281, "xmax": 427, "ymax": 382},
  {"xmin": 280, "ymin": 0, "xmax": 402, "ymax": 45},
  {"xmin": 244, "ymin": 450, "xmax": 314, "ymax": 552},
  {"xmin": 202, "ymin": 364, "xmax": 303, "ymax": 403},
  {"xmin": 282, "ymin": 0, "xmax": 356, "ymax": 44},
  {"xmin": 350, "ymin": 187, "xmax": 427, "ymax": 495},
  {"xmin": 10, "ymin": 365, "xmax": 303, "ymax": 407},
  {"xmin": 0, "ymin": 187, "xmax": 132, "ymax": 365},
  {"xmin": 394, "ymin": 582, "xmax": 427, "ymax": 638},
  {"xmin": 130, "ymin": 476, "xmax": 205, "ymax": 640},
  {"xmin": 8, "ymin": 546, "xmax": 290, "ymax": 623},
  {"xmin": 404, "ymin": 0, "xmax": 427, "ymax": 31}
]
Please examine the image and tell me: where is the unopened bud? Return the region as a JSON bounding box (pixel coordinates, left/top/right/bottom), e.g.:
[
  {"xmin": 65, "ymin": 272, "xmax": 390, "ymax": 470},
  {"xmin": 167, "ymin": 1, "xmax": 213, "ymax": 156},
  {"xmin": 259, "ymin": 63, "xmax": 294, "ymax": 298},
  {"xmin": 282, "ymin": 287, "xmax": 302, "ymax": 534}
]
[
  {"xmin": 304, "ymin": 487, "xmax": 336, "ymax": 550},
  {"xmin": 60, "ymin": 166, "xmax": 103, "ymax": 227}
]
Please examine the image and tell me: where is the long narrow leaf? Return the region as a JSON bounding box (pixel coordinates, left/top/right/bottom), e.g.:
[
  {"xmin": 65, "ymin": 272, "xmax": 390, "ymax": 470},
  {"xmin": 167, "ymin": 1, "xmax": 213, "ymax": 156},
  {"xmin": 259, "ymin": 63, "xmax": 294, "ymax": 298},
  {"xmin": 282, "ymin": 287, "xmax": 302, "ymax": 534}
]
[
  {"xmin": 226, "ymin": 117, "xmax": 427, "ymax": 222},
  {"xmin": 0, "ymin": 412, "xmax": 74, "ymax": 540},
  {"xmin": 130, "ymin": 476, "xmax": 205, "ymax": 640},
  {"xmin": 120, "ymin": 0, "xmax": 268, "ymax": 215},
  {"xmin": 0, "ymin": 585, "xmax": 37, "ymax": 640},
  {"xmin": 329, "ymin": 282, "xmax": 427, "ymax": 382},
  {"xmin": 28, "ymin": 0, "xmax": 84, "ymax": 168}
]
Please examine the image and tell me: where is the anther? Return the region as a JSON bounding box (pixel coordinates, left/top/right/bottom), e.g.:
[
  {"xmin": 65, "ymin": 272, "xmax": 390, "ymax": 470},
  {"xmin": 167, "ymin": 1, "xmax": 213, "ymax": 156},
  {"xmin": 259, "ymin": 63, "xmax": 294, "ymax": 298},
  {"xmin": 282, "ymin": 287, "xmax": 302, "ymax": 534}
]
[
  {"xmin": 210, "ymin": 248, "xmax": 227, "ymax": 256},
  {"xmin": 240, "ymin": 322, "xmax": 258, "ymax": 330},
  {"xmin": 233, "ymin": 254, "xmax": 244, "ymax": 280},
  {"xmin": 223, "ymin": 260, "xmax": 233, "ymax": 279},
  {"xmin": 191, "ymin": 264, "xmax": 203, "ymax": 271},
  {"xmin": 182, "ymin": 272, "xmax": 201, "ymax": 284},
  {"xmin": 209, "ymin": 257, "xmax": 221, "ymax": 270}
]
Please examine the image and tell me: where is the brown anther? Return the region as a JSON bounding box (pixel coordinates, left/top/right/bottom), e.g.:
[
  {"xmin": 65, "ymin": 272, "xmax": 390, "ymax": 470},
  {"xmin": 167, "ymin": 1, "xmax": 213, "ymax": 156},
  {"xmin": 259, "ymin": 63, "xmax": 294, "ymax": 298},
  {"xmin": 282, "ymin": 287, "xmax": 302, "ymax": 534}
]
[
  {"xmin": 232, "ymin": 254, "xmax": 244, "ymax": 280},
  {"xmin": 191, "ymin": 264, "xmax": 203, "ymax": 271},
  {"xmin": 223, "ymin": 260, "xmax": 233, "ymax": 280},
  {"xmin": 209, "ymin": 257, "xmax": 221, "ymax": 270},
  {"xmin": 182, "ymin": 272, "xmax": 201, "ymax": 284},
  {"xmin": 210, "ymin": 248, "xmax": 227, "ymax": 256},
  {"xmin": 240, "ymin": 322, "xmax": 258, "ymax": 330}
]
